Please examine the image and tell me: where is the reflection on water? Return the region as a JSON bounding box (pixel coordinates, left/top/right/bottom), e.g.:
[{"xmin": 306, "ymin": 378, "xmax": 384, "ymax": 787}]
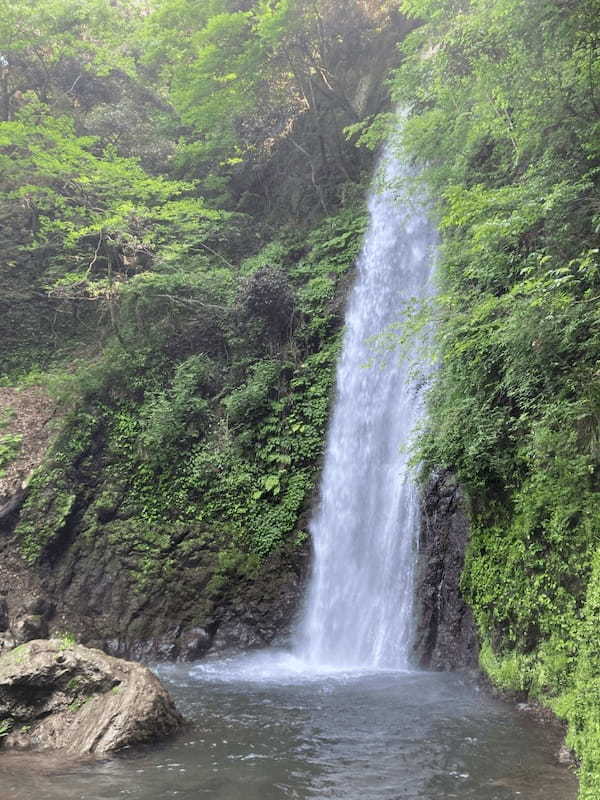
[{"xmin": 0, "ymin": 652, "xmax": 577, "ymax": 800}]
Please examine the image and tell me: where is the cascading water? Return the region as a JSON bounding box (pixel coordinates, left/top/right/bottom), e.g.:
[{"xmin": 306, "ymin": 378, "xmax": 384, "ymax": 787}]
[{"xmin": 296, "ymin": 140, "xmax": 437, "ymax": 670}]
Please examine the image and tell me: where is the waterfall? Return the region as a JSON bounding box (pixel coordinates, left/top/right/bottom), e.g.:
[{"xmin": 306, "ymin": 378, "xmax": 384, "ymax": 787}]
[{"xmin": 295, "ymin": 142, "xmax": 437, "ymax": 670}]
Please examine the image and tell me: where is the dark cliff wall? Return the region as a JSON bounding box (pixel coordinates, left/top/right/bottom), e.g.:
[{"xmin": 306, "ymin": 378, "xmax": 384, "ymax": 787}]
[
  {"xmin": 2, "ymin": 462, "xmax": 481, "ymax": 665},
  {"xmin": 412, "ymin": 471, "xmax": 479, "ymax": 671},
  {"xmin": 0, "ymin": 498, "xmax": 309, "ymax": 660}
]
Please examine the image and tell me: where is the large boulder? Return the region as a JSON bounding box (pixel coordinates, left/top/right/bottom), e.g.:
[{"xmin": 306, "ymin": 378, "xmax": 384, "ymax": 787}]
[{"xmin": 0, "ymin": 639, "xmax": 183, "ymax": 754}]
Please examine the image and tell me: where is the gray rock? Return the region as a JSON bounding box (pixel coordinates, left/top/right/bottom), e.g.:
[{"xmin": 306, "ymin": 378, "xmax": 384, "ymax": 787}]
[
  {"xmin": 0, "ymin": 634, "xmax": 17, "ymax": 655},
  {"xmin": 178, "ymin": 627, "xmax": 212, "ymax": 661},
  {"xmin": 0, "ymin": 639, "xmax": 183, "ymax": 754},
  {"xmin": 0, "ymin": 503, "xmax": 309, "ymax": 661},
  {"xmin": 412, "ymin": 470, "xmax": 479, "ymax": 670},
  {"xmin": 0, "ymin": 598, "xmax": 8, "ymax": 632},
  {"xmin": 557, "ymin": 744, "xmax": 576, "ymax": 766},
  {"xmin": 13, "ymin": 614, "xmax": 47, "ymax": 643}
]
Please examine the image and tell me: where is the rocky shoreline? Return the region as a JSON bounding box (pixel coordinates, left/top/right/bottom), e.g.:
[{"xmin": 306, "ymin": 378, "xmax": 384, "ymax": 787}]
[{"xmin": 0, "ymin": 468, "xmax": 578, "ymax": 779}]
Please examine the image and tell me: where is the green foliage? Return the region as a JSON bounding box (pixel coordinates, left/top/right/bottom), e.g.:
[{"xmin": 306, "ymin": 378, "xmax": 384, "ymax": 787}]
[
  {"xmin": 479, "ymin": 641, "xmax": 534, "ymax": 693},
  {"xmin": 224, "ymin": 361, "xmax": 281, "ymax": 426},
  {"xmin": 138, "ymin": 356, "xmax": 213, "ymax": 465},
  {"xmin": 0, "ymin": 411, "xmax": 22, "ymax": 477},
  {"xmin": 1, "ymin": 0, "xmax": 385, "ymax": 380},
  {"xmin": 143, "ymin": 0, "xmax": 398, "ymax": 212},
  {"xmin": 391, "ymin": 1, "xmax": 600, "ymax": 794},
  {"xmin": 206, "ymin": 548, "xmax": 261, "ymax": 597},
  {"xmin": 556, "ymin": 548, "xmax": 600, "ymax": 798},
  {"xmin": 57, "ymin": 631, "xmax": 77, "ymax": 649},
  {"xmin": 240, "ymin": 242, "xmax": 289, "ymax": 276},
  {"xmin": 0, "ymin": 433, "xmax": 23, "ymax": 476},
  {"xmin": 15, "ymin": 410, "xmax": 97, "ymax": 563},
  {"xmin": 0, "ymin": 105, "xmax": 218, "ymax": 286},
  {"xmin": 14, "ymin": 205, "xmax": 362, "ymax": 579},
  {"xmin": 17, "ymin": 474, "xmax": 77, "ymax": 564},
  {"xmin": 0, "ymin": 99, "xmax": 226, "ymax": 378}
]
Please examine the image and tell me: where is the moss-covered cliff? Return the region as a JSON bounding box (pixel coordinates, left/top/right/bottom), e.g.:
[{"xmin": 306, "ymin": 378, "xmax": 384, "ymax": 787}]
[
  {"xmin": 0, "ymin": 208, "xmax": 367, "ymax": 657},
  {"xmin": 390, "ymin": 1, "xmax": 600, "ymax": 795},
  {"xmin": 0, "ymin": 0, "xmax": 406, "ymax": 656}
]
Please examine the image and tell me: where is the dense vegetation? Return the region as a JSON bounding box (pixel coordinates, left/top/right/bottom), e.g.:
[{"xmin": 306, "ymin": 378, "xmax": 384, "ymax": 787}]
[
  {"xmin": 1, "ymin": 0, "xmax": 408, "ymax": 375},
  {"xmin": 387, "ymin": 1, "xmax": 600, "ymax": 795},
  {"xmin": 3, "ymin": 0, "xmax": 600, "ymax": 794},
  {"xmin": 0, "ymin": 0, "xmax": 403, "ymax": 649}
]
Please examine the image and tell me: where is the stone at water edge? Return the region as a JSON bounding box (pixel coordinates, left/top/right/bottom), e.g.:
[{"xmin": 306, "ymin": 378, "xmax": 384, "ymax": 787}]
[{"xmin": 0, "ymin": 639, "xmax": 183, "ymax": 754}]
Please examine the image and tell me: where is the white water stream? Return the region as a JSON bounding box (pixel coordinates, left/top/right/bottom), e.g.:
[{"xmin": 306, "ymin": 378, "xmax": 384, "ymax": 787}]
[{"xmin": 295, "ymin": 144, "xmax": 437, "ymax": 670}]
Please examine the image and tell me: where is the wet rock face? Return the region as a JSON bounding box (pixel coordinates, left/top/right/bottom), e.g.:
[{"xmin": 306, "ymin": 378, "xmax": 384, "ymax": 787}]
[
  {"xmin": 0, "ymin": 538, "xmax": 50, "ymax": 656},
  {"xmin": 0, "ymin": 487, "xmax": 309, "ymax": 661},
  {"xmin": 0, "ymin": 639, "xmax": 183, "ymax": 754},
  {"xmin": 59, "ymin": 536, "xmax": 309, "ymax": 662},
  {"xmin": 412, "ymin": 471, "xmax": 479, "ymax": 671}
]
